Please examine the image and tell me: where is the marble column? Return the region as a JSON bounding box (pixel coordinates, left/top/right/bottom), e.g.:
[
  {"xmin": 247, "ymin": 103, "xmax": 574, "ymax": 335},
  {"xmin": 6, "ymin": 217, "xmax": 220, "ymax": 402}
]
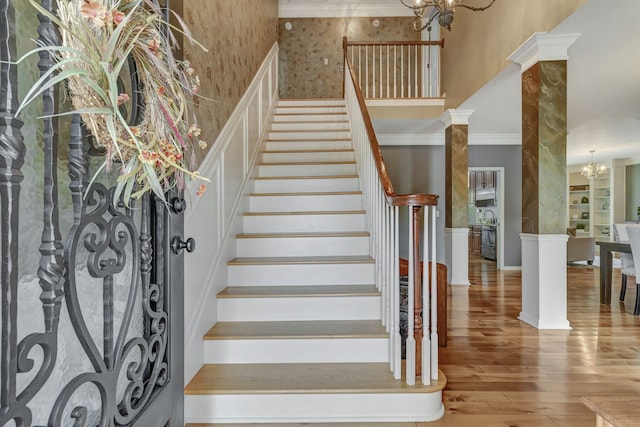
[
  {"xmin": 509, "ymin": 33, "xmax": 580, "ymax": 329},
  {"xmin": 440, "ymin": 110, "xmax": 473, "ymax": 286}
]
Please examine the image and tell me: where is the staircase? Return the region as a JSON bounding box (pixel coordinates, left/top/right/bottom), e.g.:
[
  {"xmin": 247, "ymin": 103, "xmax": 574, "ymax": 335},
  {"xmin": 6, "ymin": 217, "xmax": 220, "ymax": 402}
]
[{"xmin": 184, "ymin": 99, "xmax": 445, "ymax": 425}]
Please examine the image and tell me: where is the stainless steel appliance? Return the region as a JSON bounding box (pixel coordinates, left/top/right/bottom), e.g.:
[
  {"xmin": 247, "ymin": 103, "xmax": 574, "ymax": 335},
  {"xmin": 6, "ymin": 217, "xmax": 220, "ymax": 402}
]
[{"xmin": 481, "ymin": 225, "xmax": 496, "ymax": 261}]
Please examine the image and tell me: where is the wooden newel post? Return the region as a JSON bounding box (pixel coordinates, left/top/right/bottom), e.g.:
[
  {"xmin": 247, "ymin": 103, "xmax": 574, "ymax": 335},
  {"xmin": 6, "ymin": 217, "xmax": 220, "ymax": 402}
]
[{"xmin": 412, "ymin": 206, "xmax": 424, "ymax": 378}]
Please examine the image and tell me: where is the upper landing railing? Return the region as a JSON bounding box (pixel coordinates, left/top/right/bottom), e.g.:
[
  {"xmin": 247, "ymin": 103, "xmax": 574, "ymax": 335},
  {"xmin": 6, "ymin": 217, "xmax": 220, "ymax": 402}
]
[
  {"xmin": 343, "ymin": 37, "xmax": 445, "ymax": 100},
  {"xmin": 342, "ymin": 40, "xmax": 441, "ymax": 386}
]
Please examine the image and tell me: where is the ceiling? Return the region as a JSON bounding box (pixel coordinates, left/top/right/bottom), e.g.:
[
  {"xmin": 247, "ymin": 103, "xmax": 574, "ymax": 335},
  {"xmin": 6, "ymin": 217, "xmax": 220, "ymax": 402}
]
[
  {"xmin": 455, "ymin": 0, "xmax": 640, "ymax": 166},
  {"xmin": 280, "ymin": 0, "xmax": 640, "ymax": 166}
]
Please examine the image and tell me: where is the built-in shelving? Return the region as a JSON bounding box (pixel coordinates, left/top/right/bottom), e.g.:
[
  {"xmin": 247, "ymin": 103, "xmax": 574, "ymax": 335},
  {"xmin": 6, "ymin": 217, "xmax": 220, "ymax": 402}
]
[{"xmin": 567, "ymin": 171, "xmax": 612, "ymax": 240}]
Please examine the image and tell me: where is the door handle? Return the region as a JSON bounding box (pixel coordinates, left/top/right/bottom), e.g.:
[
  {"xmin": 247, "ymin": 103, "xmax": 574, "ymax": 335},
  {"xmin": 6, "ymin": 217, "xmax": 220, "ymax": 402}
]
[{"xmin": 171, "ymin": 236, "xmax": 195, "ymax": 255}]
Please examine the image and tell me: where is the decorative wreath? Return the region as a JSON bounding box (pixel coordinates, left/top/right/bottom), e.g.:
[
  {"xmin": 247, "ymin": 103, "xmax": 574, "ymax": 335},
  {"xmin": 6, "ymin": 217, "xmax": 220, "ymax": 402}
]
[{"xmin": 20, "ymin": 0, "xmax": 209, "ymax": 203}]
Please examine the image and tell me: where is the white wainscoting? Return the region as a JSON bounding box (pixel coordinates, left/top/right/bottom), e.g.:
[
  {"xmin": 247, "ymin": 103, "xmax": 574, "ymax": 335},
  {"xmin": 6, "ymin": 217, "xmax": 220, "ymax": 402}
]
[{"xmin": 183, "ymin": 43, "xmax": 279, "ymax": 384}]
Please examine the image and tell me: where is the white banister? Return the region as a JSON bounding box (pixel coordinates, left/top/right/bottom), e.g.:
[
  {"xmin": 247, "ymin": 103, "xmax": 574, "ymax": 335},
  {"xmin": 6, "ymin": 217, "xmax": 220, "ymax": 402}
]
[
  {"xmin": 343, "ymin": 50, "xmax": 439, "ymax": 385},
  {"xmin": 345, "ymin": 40, "xmax": 443, "ymax": 100}
]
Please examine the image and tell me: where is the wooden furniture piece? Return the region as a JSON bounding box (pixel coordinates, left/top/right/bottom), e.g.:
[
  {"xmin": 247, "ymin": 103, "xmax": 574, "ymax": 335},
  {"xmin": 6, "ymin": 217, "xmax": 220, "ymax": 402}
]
[
  {"xmin": 596, "ymin": 241, "xmax": 632, "ymax": 305},
  {"xmin": 581, "ymin": 395, "xmax": 640, "ymax": 426}
]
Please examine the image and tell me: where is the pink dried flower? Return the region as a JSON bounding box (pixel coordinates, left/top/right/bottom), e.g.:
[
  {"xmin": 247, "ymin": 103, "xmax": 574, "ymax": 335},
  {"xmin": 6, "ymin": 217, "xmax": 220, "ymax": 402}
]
[
  {"xmin": 81, "ymin": 1, "xmax": 108, "ymax": 26},
  {"xmin": 117, "ymin": 93, "xmax": 130, "ymax": 106},
  {"xmin": 196, "ymin": 184, "xmax": 207, "ymax": 196},
  {"xmin": 111, "ymin": 9, "xmax": 125, "ymax": 26}
]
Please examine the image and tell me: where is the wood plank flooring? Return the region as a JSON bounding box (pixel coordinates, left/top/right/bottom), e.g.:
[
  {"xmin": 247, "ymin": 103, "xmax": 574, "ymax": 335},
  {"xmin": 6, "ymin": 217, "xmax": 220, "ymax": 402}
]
[{"xmin": 187, "ymin": 255, "xmax": 640, "ymax": 426}]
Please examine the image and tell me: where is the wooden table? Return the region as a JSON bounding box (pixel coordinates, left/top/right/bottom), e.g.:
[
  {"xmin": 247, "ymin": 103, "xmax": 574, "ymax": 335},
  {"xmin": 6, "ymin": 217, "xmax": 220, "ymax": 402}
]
[
  {"xmin": 595, "ymin": 241, "xmax": 632, "ymax": 305},
  {"xmin": 581, "ymin": 395, "xmax": 640, "ymax": 426}
]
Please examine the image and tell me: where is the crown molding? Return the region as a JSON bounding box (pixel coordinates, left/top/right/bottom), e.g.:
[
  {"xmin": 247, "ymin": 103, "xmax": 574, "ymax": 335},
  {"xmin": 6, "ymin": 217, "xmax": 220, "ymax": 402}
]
[
  {"xmin": 279, "ymin": 1, "xmax": 413, "ymax": 18},
  {"xmin": 439, "ymin": 109, "xmax": 474, "ymax": 128},
  {"xmin": 508, "ymin": 32, "xmax": 581, "ymax": 73}
]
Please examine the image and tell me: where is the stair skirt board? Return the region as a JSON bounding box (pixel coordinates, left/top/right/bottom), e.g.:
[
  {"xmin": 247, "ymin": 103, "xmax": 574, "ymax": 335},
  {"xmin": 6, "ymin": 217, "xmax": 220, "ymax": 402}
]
[
  {"xmin": 203, "ymin": 338, "xmax": 389, "ymax": 364},
  {"xmin": 227, "ymin": 262, "xmax": 375, "ymax": 286},
  {"xmin": 217, "ymin": 296, "xmax": 381, "ymax": 322},
  {"xmin": 184, "ymin": 392, "xmax": 445, "ymax": 424}
]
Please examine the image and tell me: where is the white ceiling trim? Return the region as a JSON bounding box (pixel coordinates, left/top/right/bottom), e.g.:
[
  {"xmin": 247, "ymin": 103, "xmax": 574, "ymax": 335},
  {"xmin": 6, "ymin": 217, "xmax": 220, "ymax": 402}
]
[
  {"xmin": 377, "ymin": 133, "xmax": 521, "ymax": 146},
  {"xmin": 508, "ymin": 32, "xmax": 581, "ymax": 72},
  {"xmin": 279, "ymin": 1, "xmax": 413, "ymax": 18},
  {"xmin": 440, "ymin": 109, "xmax": 474, "ymax": 127}
]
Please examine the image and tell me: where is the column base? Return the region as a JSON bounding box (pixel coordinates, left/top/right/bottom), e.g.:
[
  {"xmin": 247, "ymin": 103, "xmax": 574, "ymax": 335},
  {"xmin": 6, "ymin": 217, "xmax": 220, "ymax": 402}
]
[
  {"xmin": 445, "ymin": 228, "xmax": 470, "ymax": 286},
  {"xmin": 519, "ymin": 233, "xmax": 571, "ymax": 330}
]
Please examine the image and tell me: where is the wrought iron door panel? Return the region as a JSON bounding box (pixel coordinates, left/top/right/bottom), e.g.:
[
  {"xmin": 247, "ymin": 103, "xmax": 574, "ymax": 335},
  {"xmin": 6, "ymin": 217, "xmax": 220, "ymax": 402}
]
[{"xmin": 0, "ymin": 1, "xmax": 185, "ymax": 425}]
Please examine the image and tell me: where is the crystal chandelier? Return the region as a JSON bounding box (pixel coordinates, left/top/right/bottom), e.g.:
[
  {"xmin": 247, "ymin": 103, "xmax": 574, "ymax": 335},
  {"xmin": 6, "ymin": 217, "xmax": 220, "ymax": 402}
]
[
  {"xmin": 581, "ymin": 150, "xmax": 607, "ymax": 178},
  {"xmin": 400, "ymin": 0, "xmax": 496, "ymax": 31}
]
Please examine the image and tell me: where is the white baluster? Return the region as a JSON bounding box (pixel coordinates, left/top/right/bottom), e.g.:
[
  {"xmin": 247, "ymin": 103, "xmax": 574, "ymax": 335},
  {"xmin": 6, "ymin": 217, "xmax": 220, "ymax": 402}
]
[
  {"xmin": 392, "ymin": 206, "xmax": 401, "ymax": 379},
  {"xmin": 422, "ymin": 206, "xmax": 432, "ymax": 384},
  {"xmin": 401, "ymin": 46, "xmax": 404, "ymax": 98},
  {"xmin": 379, "ymin": 45, "xmax": 383, "ymax": 99},
  {"xmin": 406, "ymin": 206, "xmax": 416, "ymax": 385},
  {"xmin": 386, "ymin": 45, "xmax": 390, "ymax": 98},
  {"xmin": 394, "ymin": 46, "xmax": 397, "ymax": 98},
  {"xmin": 365, "ymin": 46, "xmax": 369, "ymax": 98},
  {"xmin": 407, "ymin": 45, "xmax": 411, "ymax": 98},
  {"xmin": 430, "ymin": 205, "xmax": 439, "ymax": 381},
  {"xmin": 414, "ymin": 45, "xmax": 419, "ymax": 98}
]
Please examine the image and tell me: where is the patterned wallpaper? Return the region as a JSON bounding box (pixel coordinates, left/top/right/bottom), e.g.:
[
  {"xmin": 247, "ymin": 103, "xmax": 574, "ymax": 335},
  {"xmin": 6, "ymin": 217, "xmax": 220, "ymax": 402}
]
[
  {"xmin": 183, "ymin": 0, "xmax": 278, "ymax": 163},
  {"xmin": 278, "ymin": 17, "xmax": 419, "ymax": 99}
]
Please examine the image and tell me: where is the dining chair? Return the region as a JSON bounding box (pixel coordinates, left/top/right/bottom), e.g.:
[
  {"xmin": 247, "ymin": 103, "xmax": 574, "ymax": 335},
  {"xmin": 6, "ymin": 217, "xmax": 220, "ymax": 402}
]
[
  {"xmin": 626, "ymin": 226, "xmax": 640, "ymax": 315},
  {"xmin": 614, "ymin": 224, "xmax": 635, "ymax": 302}
]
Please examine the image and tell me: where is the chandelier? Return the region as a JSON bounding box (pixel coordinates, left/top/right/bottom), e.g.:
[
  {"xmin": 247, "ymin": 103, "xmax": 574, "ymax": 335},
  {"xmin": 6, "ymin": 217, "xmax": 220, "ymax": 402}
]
[
  {"xmin": 581, "ymin": 150, "xmax": 607, "ymax": 178},
  {"xmin": 400, "ymin": 0, "xmax": 496, "ymax": 31}
]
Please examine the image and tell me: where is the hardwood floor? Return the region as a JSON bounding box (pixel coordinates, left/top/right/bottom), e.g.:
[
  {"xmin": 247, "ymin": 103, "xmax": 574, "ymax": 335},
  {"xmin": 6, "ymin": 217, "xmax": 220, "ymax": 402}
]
[
  {"xmin": 187, "ymin": 256, "xmax": 640, "ymax": 426},
  {"xmin": 425, "ymin": 254, "xmax": 640, "ymax": 426}
]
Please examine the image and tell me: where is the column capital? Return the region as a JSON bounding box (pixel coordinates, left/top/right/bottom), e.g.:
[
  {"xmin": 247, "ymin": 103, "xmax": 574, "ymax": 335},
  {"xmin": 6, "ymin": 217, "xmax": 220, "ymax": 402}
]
[
  {"xmin": 508, "ymin": 32, "xmax": 581, "ymax": 73},
  {"xmin": 439, "ymin": 109, "xmax": 474, "ymax": 128}
]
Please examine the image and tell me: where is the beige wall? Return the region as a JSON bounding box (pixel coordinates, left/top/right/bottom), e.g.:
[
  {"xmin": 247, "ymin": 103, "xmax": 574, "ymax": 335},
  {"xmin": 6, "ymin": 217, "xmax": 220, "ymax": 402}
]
[
  {"xmin": 278, "ymin": 17, "xmax": 418, "ymax": 99},
  {"xmin": 441, "ymin": 0, "xmax": 587, "ymax": 108},
  {"xmin": 183, "ymin": 0, "xmax": 278, "ymax": 162}
]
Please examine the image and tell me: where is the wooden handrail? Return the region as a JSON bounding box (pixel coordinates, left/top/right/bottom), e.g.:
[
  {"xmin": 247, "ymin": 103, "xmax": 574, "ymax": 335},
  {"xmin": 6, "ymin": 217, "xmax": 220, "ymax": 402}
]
[
  {"xmin": 342, "ymin": 37, "xmax": 439, "ymax": 208},
  {"xmin": 346, "ymin": 40, "xmax": 445, "ymax": 48}
]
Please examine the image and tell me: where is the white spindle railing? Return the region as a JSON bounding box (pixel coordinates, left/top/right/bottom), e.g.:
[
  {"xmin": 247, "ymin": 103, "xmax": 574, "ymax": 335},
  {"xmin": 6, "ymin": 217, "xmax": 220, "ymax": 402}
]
[
  {"xmin": 345, "ymin": 39, "xmax": 444, "ymax": 99},
  {"xmin": 344, "ymin": 54, "xmax": 440, "ymax": 385}
]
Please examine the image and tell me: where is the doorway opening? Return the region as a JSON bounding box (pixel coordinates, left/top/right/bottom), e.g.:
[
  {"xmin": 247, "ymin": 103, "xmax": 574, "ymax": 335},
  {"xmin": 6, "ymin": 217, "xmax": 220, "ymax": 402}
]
[{"xmin": 468, "ymin": 167, "xmax": 505, "ymax": 270}]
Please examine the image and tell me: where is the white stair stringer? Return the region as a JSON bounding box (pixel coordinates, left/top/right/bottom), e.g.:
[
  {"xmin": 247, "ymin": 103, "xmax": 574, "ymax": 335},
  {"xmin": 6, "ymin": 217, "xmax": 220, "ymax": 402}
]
[{"xmin": 185, "ymin": 99, "xmax": 445, "ymax": 424}]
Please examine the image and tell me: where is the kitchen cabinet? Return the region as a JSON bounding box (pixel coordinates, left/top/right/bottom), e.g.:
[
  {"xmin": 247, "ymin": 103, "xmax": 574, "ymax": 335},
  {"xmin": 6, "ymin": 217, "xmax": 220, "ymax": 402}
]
[{"xmin": 469, "ymin": 226, "xmax": 482, "ymax": 254}]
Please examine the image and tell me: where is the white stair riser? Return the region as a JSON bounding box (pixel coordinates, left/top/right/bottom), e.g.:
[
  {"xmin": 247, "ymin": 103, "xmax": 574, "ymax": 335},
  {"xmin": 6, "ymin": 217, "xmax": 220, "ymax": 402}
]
[
  {"xmin": 228, "ymin": 263, "xmax": 375, "ymax": 286},
  {"xmin": 270, "ymin": 122, "xmax": 349, "ymax": 131},
  {"xmin": 268, "ymin": 131, "xmax": 351, "ymax": 140},
  {"xmin": 236, "ymin": 235, "xmax": 369, "ymax": 257},
  {"xmin": 217, "ymin": 296, "xmax": 381, "ymax": 321},
  {"xmin": 185, "ymin": 392, "xmax": 444, "ymax": 424},
  {"xmin": 250, "ymin": 194, "xmax": 362, "ymax": 212},
  {"xmin": 275, "ymin": 107, "xmax": 347, "ymax": 114},
  {"xmin": 278, "ymin": 99, "xmax": 345, "ymax": 107},
  {"xmin": 273, "ymin": 113, "xmax": 347, "ymax": 122},
  {"xmin": 203, "ymin": 338, "xmax": 389, "ymax": 364},
  {"xmin": 243, "ymin": 213, "xmax": 366, "ymax": 233},
  {"xmin": 262, "ymin": 151, "xmax": 354, "ymax": 163},
  {"xmin": 258, "ymin": 163, "xmax": 356, "ymax": 177},
  {"xmin": 265, "ymin": 140, "xmax": 352, "ymax": 151},
  {"xmin": 252, "ymin": 177, "xmax": 360, "ymax": 193}
]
